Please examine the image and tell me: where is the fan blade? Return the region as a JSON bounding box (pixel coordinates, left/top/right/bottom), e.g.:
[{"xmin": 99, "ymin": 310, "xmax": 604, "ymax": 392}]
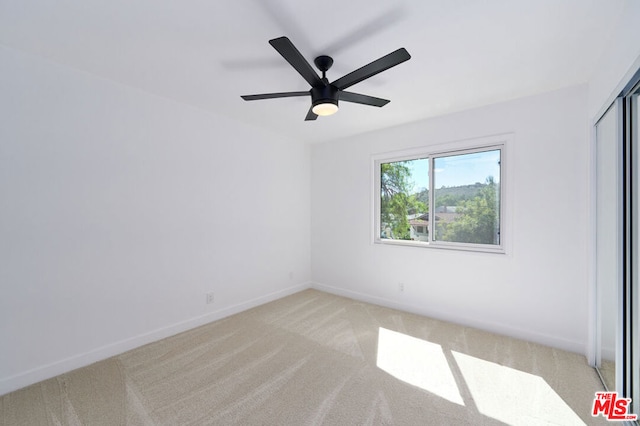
[
  {"xmin": 332, "ymin": 48, "xmax": 411, "ymax": 90},
  {"xmin": 305, "ymin": 107, "xmax": 318, "ymax": 121},
  {"xmin": 241, "ymin": 91, "xmax": 309, "ymax": 101},
  {"xmin": 339, "ymin": 91, "xmax": 390, "ymax": 107},
  {"xmin": 269, "ymin": 37, "xmax": 324, "ymax": 88}
]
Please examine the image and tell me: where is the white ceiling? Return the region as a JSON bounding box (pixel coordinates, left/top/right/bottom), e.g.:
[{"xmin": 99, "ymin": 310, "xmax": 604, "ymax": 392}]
[{"xmin": 0, "ymin": 0, "xmax": 625, "ymax": 143}]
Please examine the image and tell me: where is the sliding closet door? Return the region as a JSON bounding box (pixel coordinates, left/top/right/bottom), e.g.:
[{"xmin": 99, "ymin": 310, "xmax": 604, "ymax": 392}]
[
  {"xmin": 594, "ymin": 69, "xmax": 640, "ymax": 418},
  {"xmin": 595, "ymin": 100, "xmax": 622, "ymax": 392},
  {"xmin": 627, "ymin": 82, "xmax": 640, "ymax": 415}
]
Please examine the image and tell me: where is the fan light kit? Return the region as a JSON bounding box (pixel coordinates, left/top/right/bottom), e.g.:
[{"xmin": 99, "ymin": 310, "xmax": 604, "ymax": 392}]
[
  {"xmin": 241, "ymin": 37, "xmax": 411, "ymax": 120},
  {"xmin": 312, "ymin": 102, "xmax": 338, "ymax": 116}
]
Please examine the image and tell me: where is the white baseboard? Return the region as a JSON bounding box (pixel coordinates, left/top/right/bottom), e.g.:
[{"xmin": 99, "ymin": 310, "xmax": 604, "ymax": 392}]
[
  {"xmin": 311, "ymin": 281, "xmax": 586, "ymax": 356},
  {"xmin": 0, "ymin": 282, "xmax": 311, "ymax": 396}
]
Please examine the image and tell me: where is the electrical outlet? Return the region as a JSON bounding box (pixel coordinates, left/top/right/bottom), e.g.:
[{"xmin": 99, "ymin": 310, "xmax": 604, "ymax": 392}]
[
  {"xmin": 398, "ymin": 283, "xmax": 404, "ymax": 292},
  {"xmin": 206, "ymin": 292, "xmax": 215, "ymax": 304}
]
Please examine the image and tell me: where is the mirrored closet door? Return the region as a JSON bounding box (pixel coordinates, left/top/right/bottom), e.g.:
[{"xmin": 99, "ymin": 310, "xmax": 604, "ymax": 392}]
[{"xmin": 595, "ymin": 100, "xmax": 621, "ymax": 393}]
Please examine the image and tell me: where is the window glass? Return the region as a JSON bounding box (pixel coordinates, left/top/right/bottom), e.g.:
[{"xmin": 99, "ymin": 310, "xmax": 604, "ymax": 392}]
[
  {"xmin": 433, "ymin": 150, "xmax": 501, "ymax": 245},
  {"xmin": 380, "ymin": 158, "xmax": 429, "ymax": 241}
]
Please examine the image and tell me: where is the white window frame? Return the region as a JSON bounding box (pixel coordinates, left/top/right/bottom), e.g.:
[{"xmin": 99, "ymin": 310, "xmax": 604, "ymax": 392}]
[{"xmin": 372, "ymin": 134, "xmax": 510, "ymax": 254}]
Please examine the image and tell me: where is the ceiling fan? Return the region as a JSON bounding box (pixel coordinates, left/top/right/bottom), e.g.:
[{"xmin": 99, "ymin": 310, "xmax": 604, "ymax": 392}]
[{"xmin": 241, "ymin": 36, "xmax": 411, "ymax": 120}]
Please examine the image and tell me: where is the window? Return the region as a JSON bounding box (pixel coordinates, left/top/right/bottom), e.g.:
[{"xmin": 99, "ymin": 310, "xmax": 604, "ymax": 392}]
[{"xmin": 373, "ymin": 137, "xmax": 506, "ymax": 253}]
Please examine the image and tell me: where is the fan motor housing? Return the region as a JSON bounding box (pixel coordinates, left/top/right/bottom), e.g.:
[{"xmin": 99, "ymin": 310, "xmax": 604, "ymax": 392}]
[{"xmin": 311, "ymin": 84, "xmax": 339, "ymax": 108}]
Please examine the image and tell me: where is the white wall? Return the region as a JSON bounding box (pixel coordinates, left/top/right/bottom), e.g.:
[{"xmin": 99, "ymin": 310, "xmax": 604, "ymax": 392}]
[
  {"xmin": 311, "ymin": 85, "xmax": 590, "ymax": 353},
  {"xmin": 0, "ymin": 46, "xmax": 311, "ymax": 395}
]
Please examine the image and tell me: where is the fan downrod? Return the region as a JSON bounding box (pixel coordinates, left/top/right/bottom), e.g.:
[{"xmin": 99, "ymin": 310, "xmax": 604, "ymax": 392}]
[{"xmin": 314, "ymin": 55, "xmax": 333, "ymax": 79}]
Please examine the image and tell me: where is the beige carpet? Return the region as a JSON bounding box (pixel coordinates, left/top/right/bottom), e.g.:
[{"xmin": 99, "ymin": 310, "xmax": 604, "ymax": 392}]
[{"xmin": 1, "ymin": 289, "xmax": 608, "ymax": 425}]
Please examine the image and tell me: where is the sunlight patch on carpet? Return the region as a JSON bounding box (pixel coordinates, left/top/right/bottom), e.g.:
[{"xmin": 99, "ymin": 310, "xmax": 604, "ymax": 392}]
[
  {"xmin": 376, "ymin": 327, "xmax": 464, "ymax": 405},
  {"xmin": 452, "ymin": 351, "xmax": 586, "ymax": 425}
]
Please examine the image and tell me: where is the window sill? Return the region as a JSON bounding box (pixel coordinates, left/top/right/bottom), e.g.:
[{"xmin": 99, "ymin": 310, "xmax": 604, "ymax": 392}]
[{"xmin": 374, "ymin": 238, "xmax": 506, "ymax": 254}]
